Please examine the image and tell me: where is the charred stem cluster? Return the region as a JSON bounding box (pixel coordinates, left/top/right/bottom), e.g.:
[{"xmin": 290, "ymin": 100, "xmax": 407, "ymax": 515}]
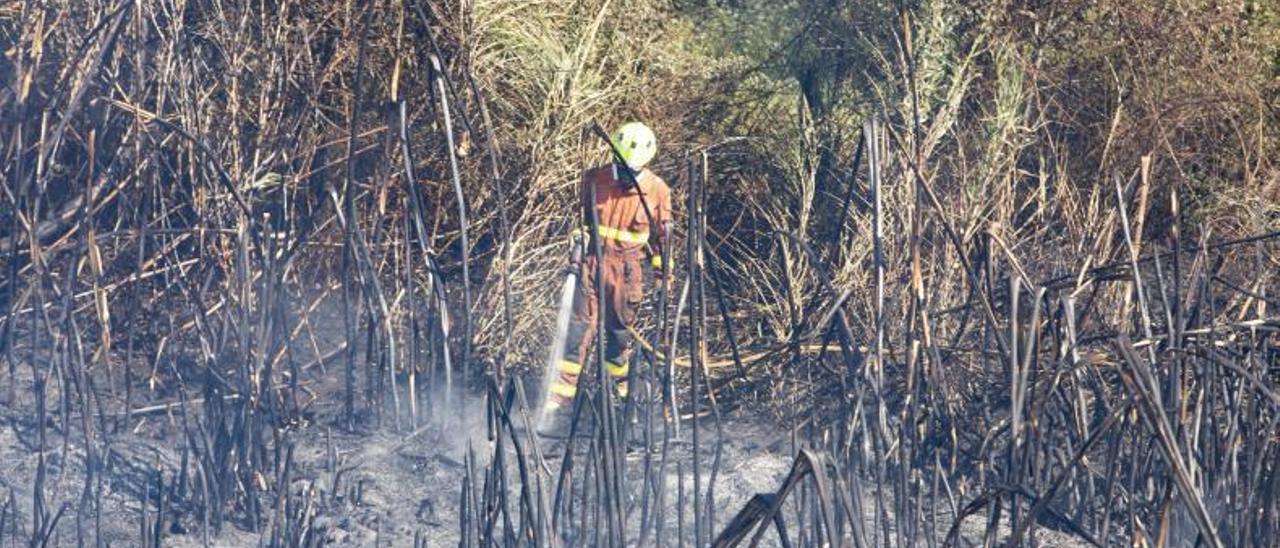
[
  {"xmin": 457, "ymin": 120, "xmax": 1279, "ymax": 547},
  {"xmin": 1, "ymin": 0, "xmax": 507, "ymax": 545},
  {"xmin": 1, "ymin": 1, "xmax": 1277, "ymax": 547}
]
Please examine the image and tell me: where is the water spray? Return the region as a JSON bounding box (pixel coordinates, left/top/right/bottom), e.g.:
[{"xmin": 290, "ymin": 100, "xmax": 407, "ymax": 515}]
[{"xmin": 537, "ymin": 230, "xmax": 585, "ymax": 429}]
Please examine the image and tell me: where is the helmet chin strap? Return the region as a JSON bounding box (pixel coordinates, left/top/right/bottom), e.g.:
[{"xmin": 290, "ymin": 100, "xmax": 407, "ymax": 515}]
[{"xmin": 612, "ymin": 162, "xmax": 641, "ymax": 188}]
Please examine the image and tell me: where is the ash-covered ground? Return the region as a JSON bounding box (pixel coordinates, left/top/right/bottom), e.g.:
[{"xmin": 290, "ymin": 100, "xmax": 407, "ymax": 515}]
[{"xmin": 0, "ymin": 365, "xmax": 1093, "ymax": 547}]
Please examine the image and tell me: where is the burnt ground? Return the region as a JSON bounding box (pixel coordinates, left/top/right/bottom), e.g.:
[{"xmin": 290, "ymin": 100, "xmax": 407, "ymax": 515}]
[
  {"xmin": 0, "ymin": 299, "xmax": 1089, "ymax": 548},
  {"xmin": 0, "ymin": 359, "xmax": 1094, "ymax": 547}
]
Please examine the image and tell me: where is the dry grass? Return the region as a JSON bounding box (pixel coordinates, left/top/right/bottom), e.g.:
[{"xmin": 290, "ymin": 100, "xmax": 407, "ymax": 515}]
[{"xmin": 0, "ymin": 0, "xmax": 1277, "ymax": 546}]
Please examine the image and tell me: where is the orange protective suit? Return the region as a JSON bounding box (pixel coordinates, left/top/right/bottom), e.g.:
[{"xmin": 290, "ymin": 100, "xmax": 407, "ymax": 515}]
[{"xmin": 546, "ymin": 164, "xmax": 672, "ymax": 411}]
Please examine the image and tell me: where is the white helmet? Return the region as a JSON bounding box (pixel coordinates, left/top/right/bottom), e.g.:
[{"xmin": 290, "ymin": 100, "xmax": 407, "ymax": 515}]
[{"xmin": 610, "ymin": 122, "xmax": 657, "ymax": 170}]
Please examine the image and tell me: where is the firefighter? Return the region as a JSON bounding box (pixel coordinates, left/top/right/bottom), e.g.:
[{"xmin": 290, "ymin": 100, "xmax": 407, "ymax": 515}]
[{"xmin": 543, "ymin": 122, "xmax": 673, "ymax": 430}]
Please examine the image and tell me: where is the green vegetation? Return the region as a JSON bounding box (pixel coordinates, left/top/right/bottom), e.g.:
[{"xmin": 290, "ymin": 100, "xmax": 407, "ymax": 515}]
[{"xmin": 1, "ymin": 0, "xmax": 1278, "ymax": 545}]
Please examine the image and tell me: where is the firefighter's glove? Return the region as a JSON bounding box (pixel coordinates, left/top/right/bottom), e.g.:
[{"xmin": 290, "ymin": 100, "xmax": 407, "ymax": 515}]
[
  {"xmin": 651, "ymin": 255, "xmax": 675, "ymax": 293},
  {"xmin": 566, "ymin": 227, "xmax": 587, "ymax": 273}
]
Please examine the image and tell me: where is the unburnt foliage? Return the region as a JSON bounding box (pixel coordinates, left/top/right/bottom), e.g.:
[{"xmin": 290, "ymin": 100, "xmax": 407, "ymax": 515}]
[{"xmin": 0, "ymin": 0, "xmax": 1277, "ymax": 546}]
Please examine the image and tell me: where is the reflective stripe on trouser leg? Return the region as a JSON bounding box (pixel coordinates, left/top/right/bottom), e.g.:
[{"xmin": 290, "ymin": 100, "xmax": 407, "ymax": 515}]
[
  {"xmin": 605, "ymin": 360, "xmax": 629, "ymax": 398},
  {"xmin": 546, "ymin": 359, "xmax": 582, "ymax": 411},
  {"xmin": 604, "ymin": 326, "xmax": 633, "ymax": 399}
]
